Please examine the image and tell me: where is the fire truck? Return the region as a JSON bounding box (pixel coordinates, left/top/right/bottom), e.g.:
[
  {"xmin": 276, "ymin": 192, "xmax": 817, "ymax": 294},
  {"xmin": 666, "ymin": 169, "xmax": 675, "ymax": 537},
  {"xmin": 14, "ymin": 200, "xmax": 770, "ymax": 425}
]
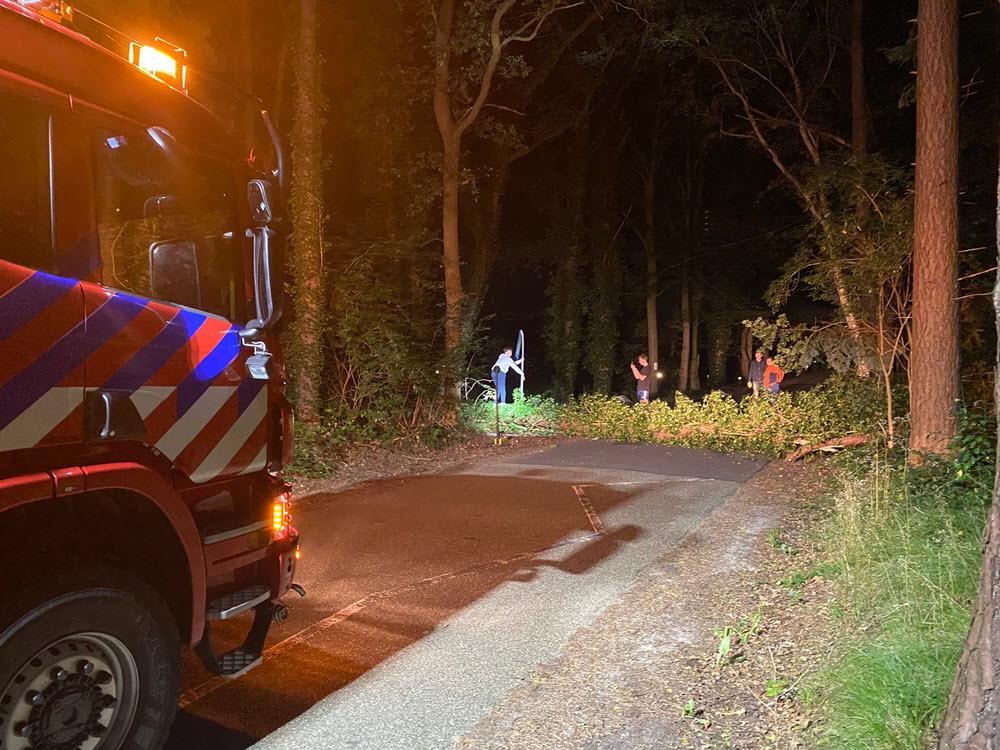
[{"xmin": 0, "ymin": 2, "xmax": 301, "ymax": 748}]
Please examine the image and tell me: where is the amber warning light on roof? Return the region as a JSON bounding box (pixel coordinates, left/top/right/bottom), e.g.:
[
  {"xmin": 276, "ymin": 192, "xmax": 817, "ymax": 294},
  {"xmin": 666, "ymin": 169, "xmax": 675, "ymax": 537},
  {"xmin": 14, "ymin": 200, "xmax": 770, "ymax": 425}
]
[{"xmin": 129, "ymin": 42, "xmax": 187, "ymax": 93}]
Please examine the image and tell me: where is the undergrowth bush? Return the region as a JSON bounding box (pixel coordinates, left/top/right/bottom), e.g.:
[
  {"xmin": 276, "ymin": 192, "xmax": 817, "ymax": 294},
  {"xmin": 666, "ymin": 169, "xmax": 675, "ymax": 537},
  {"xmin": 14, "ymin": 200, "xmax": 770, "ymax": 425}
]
[
  {"xmin": 556, "ymin": 374, "xmax": 885, "ymax": 457},
  {"xmin": 462, "ymin": 389, "xmax": 564, "ymax": 435},
  {"xmin": 816, "ymin": 406, "xmax": 994, "ymax": 748}
]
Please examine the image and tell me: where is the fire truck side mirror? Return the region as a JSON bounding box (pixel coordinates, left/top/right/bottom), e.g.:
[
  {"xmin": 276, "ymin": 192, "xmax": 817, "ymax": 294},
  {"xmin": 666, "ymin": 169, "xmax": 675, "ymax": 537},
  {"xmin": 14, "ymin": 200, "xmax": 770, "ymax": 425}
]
[{"xmin": 149, "ymin": 239, "xmax": 200, "ymax": 309}]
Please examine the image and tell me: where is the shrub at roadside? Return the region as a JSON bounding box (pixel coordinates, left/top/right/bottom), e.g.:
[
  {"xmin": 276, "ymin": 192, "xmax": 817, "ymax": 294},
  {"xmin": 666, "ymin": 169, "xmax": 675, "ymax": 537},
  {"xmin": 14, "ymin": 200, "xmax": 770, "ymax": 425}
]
[
  {"xmin": 816, "ymin": 407, "xmax": 994, "ymax": 748},
  {"xmin": 559, "ymin": 374, "xmax": 884, "ymax": 457},
  {"xmin": 462, "ymin": 389, "xmax": 564, "ymax": 435}
]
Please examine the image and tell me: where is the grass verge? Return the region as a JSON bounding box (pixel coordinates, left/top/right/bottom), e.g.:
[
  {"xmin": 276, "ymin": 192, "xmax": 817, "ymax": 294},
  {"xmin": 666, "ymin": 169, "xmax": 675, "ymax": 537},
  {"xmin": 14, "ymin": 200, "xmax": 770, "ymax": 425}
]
[{"xmin": 816, "ymin": 434, "xmax": 992, "ymax": 748}]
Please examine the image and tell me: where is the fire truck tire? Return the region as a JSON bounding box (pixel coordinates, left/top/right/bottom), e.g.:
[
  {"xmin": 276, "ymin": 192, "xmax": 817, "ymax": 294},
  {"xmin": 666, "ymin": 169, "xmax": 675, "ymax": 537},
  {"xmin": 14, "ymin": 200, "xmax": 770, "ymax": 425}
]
[{"xmin": 0, "ymin": 570, "xmax": 181, "ymax": 750}]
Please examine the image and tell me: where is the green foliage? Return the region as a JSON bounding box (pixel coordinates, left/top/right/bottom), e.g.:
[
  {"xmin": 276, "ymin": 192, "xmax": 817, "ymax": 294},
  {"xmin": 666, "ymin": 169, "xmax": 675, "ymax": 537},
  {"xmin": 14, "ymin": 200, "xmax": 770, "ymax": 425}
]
[
  {"xmin": 815, "ymin": 426, "xmax": 993, "ymax": 748},
  {"xmin": 767, "ymin": 528, "xmax": 796, "ymax": 555},
  {"xmin": 681, "ymin": 698, "xmax": 696, "ymax": 718},
  {"xmin": 559, "ymin": 374, "xmax": 883, "ymax": 457},
  {"xmin": 461, "ymin": 389, "xmax": 564, "ymax": 435},
  {"xmin": 322, "ymin": 234, "xmax": 450, "ymax": 442},
  {"xmin": 713, "ymin": 626, "xmax": 732, "ymax": 668},
  {"xmin": 766, "ymin": 678, "xmax": 788, "ymax": 698}
]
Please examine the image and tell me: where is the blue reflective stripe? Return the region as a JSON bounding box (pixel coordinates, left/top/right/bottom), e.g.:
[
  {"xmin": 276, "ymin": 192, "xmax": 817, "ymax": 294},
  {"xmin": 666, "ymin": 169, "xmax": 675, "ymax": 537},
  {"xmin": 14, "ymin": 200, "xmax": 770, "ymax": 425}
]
[
  {"xmin": 102, "ymin": 308, "xmax": 206, "ymax": 393},
  {"xmin": 0, "ymin": 293, "xmax": 143, "ymax": 430},
  {"xmin": 0, "ymin": 271, "xmax": 76, "ymax": 345},
  {"xmin": 174, "ymin": 329, "xmax": 240, "ymax": 417},
  {"xmin": 236, "ymin": 376, "xmax": 266, "ymax": 415}
]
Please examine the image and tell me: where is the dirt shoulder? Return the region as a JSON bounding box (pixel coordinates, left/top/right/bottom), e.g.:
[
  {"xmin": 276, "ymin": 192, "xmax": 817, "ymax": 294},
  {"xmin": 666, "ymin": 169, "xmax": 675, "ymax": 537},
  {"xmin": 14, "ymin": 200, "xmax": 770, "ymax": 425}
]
[{"xmin": 457, "ymin": 459, "xmax": 836, "ymax": 750}]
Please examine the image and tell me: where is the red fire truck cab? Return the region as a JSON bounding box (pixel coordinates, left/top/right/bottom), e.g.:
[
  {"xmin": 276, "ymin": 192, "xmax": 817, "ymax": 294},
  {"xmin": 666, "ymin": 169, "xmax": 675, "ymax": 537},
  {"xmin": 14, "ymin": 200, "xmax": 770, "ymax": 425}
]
[{"xmin": 0, "ymin": 3, "xmax": 300, "ymax": 749}]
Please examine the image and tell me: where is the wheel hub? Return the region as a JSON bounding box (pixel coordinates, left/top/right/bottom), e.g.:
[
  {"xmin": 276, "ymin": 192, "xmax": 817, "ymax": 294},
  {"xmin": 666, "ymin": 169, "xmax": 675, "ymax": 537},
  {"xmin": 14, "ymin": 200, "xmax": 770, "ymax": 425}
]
[{"xmin": 1, "ymin": 634, "xmax": 137, "ymax": 750}]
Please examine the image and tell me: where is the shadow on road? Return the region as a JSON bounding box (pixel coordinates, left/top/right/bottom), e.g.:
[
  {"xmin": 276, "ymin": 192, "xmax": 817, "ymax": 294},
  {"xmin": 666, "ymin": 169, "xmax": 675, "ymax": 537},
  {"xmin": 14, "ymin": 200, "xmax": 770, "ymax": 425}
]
[{"xmin": 167, "ymin": 473, "xmax": 640, "ymax": 749}]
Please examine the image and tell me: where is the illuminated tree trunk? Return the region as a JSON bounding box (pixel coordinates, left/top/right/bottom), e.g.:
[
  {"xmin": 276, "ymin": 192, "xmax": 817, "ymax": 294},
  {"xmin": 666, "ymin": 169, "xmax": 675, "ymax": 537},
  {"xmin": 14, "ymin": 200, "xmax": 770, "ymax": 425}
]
[
  {"xmin": 287, "ymin": 0, "xmax": 325, "ymax": 422},
  {"xmin": 910, "ymin": 0, "xmax": 960, "ymax": 455},
  {"xmin": 938, "ymin": 133, "xmax": 1000, "ymax": 750},
  {"xmin": 441, "ymin": 136, "xmax": 463, "ymax": 373}
]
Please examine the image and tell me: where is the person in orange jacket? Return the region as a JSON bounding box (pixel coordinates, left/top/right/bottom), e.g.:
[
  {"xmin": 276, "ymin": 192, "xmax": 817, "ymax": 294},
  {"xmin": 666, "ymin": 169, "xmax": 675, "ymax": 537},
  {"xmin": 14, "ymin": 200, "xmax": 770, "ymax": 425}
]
[{"xmin": 763, "ymin": 357, "xmax": 784, "ymax": 400}]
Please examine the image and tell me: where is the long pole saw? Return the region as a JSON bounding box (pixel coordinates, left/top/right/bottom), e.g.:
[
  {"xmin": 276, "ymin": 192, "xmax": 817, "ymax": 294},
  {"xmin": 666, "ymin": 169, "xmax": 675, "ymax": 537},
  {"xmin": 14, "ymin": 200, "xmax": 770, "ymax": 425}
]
[
  {"xmin": 495, "ymin": 330, "xmax": 525, "ymax": 446},
  {"xmin": 515, "ymin": 329, "xmax": 525, "ymax": 397}
]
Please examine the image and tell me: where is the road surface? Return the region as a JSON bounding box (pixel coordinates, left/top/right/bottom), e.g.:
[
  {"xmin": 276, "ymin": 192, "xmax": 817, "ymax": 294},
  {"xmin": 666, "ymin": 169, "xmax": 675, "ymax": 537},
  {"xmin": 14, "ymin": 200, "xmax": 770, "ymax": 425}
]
[{"xmin": 166, "ymin": 441, "xmax": 765, "ymax": 750}]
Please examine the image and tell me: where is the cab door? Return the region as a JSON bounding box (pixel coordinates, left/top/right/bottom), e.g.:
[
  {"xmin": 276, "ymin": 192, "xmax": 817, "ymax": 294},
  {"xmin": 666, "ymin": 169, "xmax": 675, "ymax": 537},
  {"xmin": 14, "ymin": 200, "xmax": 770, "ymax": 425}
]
[
  {"xmin": 0, "ymin": 84, "xmax": 86, "ymax": 453},
  {"xmin": 73, "ymin": 110, "xmax": 268, "ymax": 483}
]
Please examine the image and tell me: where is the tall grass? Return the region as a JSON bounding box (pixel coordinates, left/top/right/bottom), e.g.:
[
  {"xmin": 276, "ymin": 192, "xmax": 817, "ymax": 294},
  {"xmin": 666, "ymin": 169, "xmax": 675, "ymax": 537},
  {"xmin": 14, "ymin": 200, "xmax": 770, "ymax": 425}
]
[{"xmin": 819, "ymin": 416, "xmax": 993, "ymax": 749}]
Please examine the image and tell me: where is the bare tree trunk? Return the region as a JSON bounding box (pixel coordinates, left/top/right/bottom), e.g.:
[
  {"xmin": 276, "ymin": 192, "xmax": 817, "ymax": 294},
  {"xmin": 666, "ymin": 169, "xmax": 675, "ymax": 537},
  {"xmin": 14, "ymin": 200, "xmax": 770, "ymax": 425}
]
[
  {"xmin": 708, "ymin": 320, "xmax": 729, "ymax": 389},
  {"xmin": 937, "ymin": 131, "xmax": 1000, "ymax": 750},
  {"xmin": 679, "ymin": 271, "xmax": 691, "ymax": 393},
  {"xmin": 850, "ymin": 0, "xmax": 868, "ymax": 157},
  {"xmin": 740, "ymin": 326, "xmax": 752, "ymax": 380},
  {"xmin": 689, "ymin": 285, "xmax": 701, "ymax": 392},
  {"xmin": 287, "ymin": 0, "xmax": 325, "ymax": 422},
  {"xmin": 848, "ymin": 0, "xmax": 874, "ymax": 379},
  {"xmin": 910, "ymin": 0, "xmax": 960, "ymax": 456},
  {"xmin": 638, "ymin": 168, "xmax": 660, "ymax": 396},
  {"xmin": 462, "ymin": 169, "xmax": 508, "ymax": 341},
  {"xmin": 441, "ymin": 138, "xmax": 463, "ymax": 363}
]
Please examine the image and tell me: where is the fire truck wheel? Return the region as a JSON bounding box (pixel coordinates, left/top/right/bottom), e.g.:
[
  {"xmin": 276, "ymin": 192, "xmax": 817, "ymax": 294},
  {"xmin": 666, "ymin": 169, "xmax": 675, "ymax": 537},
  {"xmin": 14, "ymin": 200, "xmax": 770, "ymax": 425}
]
[{"xmin": 0, "ymin": 571, "xmax": 181, "ymax": 750}]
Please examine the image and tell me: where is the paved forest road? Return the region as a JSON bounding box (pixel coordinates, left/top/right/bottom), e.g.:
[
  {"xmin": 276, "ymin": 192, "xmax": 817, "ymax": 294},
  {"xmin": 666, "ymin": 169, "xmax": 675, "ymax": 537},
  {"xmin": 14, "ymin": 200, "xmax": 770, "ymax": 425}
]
[{"xmin": 166, "ymin": 441, "xmax": 766, "ymax": 750}]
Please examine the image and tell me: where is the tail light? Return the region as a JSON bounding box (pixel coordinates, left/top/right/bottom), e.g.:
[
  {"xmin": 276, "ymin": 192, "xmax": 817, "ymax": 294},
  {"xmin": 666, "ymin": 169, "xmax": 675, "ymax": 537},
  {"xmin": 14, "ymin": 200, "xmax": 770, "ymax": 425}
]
[{"xmin": 271, "ymin": 491, "xmax": 292, "ymax": 539}]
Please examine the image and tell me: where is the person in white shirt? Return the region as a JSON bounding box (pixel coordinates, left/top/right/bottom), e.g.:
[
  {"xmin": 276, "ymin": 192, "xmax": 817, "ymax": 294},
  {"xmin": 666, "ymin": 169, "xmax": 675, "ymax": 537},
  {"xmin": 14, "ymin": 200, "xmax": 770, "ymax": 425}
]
[{"xmin": 491, "ymin": 347, "xmax": 524, "ymax": 405}]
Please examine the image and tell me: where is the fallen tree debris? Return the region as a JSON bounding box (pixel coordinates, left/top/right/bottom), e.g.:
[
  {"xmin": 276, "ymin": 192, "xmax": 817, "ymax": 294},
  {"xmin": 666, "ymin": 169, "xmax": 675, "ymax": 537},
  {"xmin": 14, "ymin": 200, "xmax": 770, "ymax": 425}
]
[{"xmin": 785, "ymin": 434, "xmax": 869, "ymax": 461}]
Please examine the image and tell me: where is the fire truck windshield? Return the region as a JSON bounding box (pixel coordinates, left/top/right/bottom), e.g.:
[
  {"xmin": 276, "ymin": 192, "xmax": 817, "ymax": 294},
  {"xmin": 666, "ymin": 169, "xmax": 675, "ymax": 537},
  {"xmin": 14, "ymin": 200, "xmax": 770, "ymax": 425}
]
[{"xmin": 92, "ymin": 125, "xmax": 246, "ymax": 322}]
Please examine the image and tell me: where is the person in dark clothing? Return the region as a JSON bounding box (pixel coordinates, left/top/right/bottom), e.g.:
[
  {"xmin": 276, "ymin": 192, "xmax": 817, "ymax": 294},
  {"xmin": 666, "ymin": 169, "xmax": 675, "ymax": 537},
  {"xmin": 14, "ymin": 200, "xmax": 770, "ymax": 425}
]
[
  {"xmin": 630, "ymin": 353, "xmax": 652, "ymax": 403},
  {"xmin": 748, "ymin": 350, "xmax": 767, "ymax": 399}
]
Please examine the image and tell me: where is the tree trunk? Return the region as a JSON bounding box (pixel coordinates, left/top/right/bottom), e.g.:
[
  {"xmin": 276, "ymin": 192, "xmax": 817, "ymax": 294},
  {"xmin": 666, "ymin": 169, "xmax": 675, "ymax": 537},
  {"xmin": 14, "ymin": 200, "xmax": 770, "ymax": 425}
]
[
  {"xmin": 910, "ymin": 0, "xmax": 960, "ymax": 456},
  {"xmin": 441, "ymin": 137, "xmax": 463, "ymax": 370},
  {"xmin": 587, "ymin": 242, "xmax": 621, "ymax": 394},
  {"xmin": 689, "ymin": 286, "xmax": 701, "ymax": 392},
  {"xmin": 740, "ymin": 326, "xmax": 752, "ymax": 380},
  {"xmin": 937, "ymin": 131, "xmax": 1000, "ymax": 750},
  {"xmin": 643, "ymin": 175, "xmax": 659, "ymax": 396},
  {"xmin": 679, "ymin": 272, "xmax": 691, "ymax": 393},
  {"xmin": 850, "ymin": 0, "xmax": 868, "ymax": 157},
  {"xmin": 287, "ymin": 0, "xmax": 325, "ymax": 422},
  {"xmin": 462, "ymin": 168, "xmax": 508, "ymax": 342},
  {"xmin": 708, "ymin": 320, "xmax": 729, "ymax": 390}
]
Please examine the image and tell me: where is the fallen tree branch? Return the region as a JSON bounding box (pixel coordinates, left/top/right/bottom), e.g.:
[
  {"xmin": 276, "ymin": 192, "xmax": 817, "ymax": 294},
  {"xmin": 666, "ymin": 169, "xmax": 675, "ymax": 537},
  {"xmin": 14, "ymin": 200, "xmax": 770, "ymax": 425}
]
[{"xmin": 785, "ymin": 434, "xmax": 869, "ymax": 461}]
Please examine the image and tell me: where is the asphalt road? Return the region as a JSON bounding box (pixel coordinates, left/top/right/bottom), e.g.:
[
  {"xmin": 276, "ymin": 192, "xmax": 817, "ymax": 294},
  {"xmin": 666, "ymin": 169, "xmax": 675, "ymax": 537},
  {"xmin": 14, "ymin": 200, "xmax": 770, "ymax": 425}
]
[{"xmin": 166, "ymin": 441, "xmax": 765, "ymax": 750}]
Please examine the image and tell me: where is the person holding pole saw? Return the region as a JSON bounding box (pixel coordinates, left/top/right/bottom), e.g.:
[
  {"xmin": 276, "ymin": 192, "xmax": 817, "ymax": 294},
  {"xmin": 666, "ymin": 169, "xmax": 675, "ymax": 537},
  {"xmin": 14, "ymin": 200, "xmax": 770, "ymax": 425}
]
[{"xmin": 491, "ymin": 346, "xmax": 524, "ymax": 406}]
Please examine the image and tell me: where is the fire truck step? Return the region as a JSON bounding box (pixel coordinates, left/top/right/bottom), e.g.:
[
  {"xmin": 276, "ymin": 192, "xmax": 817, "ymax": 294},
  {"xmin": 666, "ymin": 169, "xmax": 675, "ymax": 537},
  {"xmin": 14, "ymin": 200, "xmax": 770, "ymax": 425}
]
[
  {"xmin": 207, "ymin": 585, "xmax": 271, "ymax": 621},
  {"xmin": 215, "ymin": 647, "xmax": 262, "ymax": 679},
  {"xmin": 195, "ymin": 597, "xmax": 274, "ymax": 678}
]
